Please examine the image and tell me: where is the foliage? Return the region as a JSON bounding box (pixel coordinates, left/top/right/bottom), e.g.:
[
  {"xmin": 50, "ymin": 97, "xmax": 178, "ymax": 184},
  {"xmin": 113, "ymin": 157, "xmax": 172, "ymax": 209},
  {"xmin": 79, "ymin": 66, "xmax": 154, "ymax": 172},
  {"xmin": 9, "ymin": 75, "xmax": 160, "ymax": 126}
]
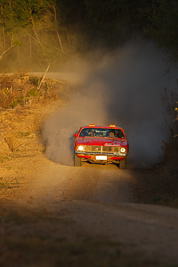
[
  {"xmin": 142, "ymin": 0, "xmax": 178, "ymax": 62},
  {"xmin": 0, "ymin": 73, "xmax": 59, "ymax": 109},
  {"xmin": 161, "ymin": 85, "xmax": 178, "ymax": 165},
  {"xmin": 58, "ymin": 0, "xmax": 178, "ymax": 61},
  {"xmin": 58, "ymin": 0, "xmax": 153, "ymax": 47},
  {"xmin": 0, "ymin": 0, "xmax": 73, "ymax": 71},
  {"xmin": 0, "ymin": 0, "xmax": 178, "ymax": 68},
  {"xmin": 176, "ymin": 104, "xmax": 178, "ymax": 122}
]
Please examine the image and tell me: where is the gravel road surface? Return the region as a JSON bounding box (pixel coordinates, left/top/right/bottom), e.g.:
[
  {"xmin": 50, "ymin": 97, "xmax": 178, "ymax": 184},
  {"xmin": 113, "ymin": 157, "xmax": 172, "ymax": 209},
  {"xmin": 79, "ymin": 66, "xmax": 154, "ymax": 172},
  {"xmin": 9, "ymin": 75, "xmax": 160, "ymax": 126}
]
[{"xmin": 16, "ymin": 160, "xmax": 178, "ymax": 267}]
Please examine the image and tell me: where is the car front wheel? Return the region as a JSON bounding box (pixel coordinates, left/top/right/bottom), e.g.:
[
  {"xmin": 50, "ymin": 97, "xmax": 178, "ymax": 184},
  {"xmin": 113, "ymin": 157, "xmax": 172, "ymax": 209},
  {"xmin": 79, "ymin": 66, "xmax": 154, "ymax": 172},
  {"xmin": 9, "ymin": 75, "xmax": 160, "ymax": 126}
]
[
  {"xmin": 74, "ymin": 154, "xmax": 81, "ymax": 166},
  {"xmin": 119, "ymin": 159, "xmax": 126, "ymax": 169}
]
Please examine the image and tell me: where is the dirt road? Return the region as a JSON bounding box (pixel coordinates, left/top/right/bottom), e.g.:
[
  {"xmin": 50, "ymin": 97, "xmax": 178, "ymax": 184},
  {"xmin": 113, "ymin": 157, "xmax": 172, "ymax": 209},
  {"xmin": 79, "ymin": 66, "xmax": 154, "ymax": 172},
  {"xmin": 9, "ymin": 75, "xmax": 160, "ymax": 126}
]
[
  {"xmin": 26, "ymin": 163, "xmax": 134, "ymax": 203},
  {"xmin": 1, "ymin": 133, "xmax": 178, "ymax": 267},
  {"xmin": 8, "ymin": 159, "xmax": 176, "ymax": 267}
]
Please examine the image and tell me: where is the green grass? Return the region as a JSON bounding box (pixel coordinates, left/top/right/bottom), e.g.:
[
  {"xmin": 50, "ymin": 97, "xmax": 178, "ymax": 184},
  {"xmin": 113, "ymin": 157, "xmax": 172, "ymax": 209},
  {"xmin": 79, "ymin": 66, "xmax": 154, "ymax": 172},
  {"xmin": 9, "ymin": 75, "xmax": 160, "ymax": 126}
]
[
  {"xmin": 28, "ymin": 88, "xmax": 39, "ymax": 97},
  {"xmin": 15, "ymin": 132, "xmax": 31, "ymax": 138},
  {"xmin": 0, "ymin": 180, "xmax": 19, "ymax": 191},
  {"xmin": 0, "ymin": 182, "xmax": 8, "ymax": 190}
]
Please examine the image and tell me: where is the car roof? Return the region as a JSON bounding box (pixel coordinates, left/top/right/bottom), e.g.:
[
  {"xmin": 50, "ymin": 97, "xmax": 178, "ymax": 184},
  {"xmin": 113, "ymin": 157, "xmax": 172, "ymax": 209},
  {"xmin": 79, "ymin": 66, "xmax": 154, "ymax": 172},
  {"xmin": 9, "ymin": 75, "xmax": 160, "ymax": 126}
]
[{"xmin": 81, "ymin": 124, "xmax": 124, "ymax": 130}]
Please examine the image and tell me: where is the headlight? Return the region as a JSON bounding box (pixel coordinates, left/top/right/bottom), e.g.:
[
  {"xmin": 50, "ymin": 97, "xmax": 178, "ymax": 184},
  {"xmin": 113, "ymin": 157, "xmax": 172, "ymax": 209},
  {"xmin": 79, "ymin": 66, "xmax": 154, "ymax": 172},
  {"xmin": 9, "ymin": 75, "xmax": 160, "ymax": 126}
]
[
  {"xmin": 78, "ymin": 145, "xmax": 84, "ymax": 151},
  {"xmin": 120, "ymin": 147, "xmax": 126, "ymax": 153}
]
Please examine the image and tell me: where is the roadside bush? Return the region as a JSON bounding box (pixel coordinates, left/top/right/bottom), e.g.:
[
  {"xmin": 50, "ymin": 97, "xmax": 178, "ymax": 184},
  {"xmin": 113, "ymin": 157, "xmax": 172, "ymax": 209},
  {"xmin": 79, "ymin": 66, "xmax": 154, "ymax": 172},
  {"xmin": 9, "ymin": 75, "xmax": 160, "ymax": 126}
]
[
  {"xmin": 161, "ymin": 86, "xmax": 178, "ymax": 169},
  {"xmin": 175, "ymin": 102, "xmax": 178, "ymax": 125},
  {"xmin": 29, "ymin": 77, "xmax": 39, "ymax": 86},
  {"xmin": 0, "ymin": 73, "xmax": 58, "ymax": 109},
  {"xmin": 4, "ymin": 134, "xmax": 17, "ymax": 152}
]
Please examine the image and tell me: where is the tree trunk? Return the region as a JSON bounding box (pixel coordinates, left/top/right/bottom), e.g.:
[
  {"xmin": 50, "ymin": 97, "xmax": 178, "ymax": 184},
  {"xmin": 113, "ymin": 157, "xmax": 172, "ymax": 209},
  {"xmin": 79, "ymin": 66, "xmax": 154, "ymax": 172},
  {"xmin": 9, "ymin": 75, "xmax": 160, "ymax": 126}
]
[
  {"xmin": 37, "ymin": 63, "xmax": 51, "ymax": 91},
  {"xmin": 31, "ymin": 15, "xmax": 43, "ymax": 48},
  {"xmin": 52, "ymin": 4, "xmax": 65, "ymax": 53},
  {"xmin": 2, "ymin": 26, "xmax": 5, "ymax": 50},
  {"xmin": 0, "ymin": 44, "xmax": 15, "ymax": 60},
  {"xmin": 56, "ymin": 31, "xmax": 64, "ymax": 53},
  {"xmin": 65, "ymin": 27, "xmax": 71, "ymax": 54},
  {"xmin": 29, "ymin": 35, "xmax": 32, "ymax": 58}
]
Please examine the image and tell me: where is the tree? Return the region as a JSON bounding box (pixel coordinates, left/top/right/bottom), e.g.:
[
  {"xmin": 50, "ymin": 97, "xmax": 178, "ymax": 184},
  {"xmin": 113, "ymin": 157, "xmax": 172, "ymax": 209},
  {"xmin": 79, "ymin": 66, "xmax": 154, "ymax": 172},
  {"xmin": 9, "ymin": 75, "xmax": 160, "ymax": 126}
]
[
  {"xmin": 0, "ymin": 0, "xmax": 71, "ymax": 71},
  {"xmin": 143, "ymin": 0, "xmax": 178, "ymax": 62},
  {"xmin": 58, "ymin": 0, "xmax": 153, "ymax": 48}
]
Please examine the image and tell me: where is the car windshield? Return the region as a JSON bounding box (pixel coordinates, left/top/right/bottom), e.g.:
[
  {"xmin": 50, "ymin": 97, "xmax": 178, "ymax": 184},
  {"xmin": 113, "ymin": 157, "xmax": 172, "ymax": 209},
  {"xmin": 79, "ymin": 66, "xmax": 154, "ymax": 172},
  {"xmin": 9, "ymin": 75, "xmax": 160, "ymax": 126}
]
[{"xmin": 79, "ymin": 128, "xmax": 125, "ymax": 138}]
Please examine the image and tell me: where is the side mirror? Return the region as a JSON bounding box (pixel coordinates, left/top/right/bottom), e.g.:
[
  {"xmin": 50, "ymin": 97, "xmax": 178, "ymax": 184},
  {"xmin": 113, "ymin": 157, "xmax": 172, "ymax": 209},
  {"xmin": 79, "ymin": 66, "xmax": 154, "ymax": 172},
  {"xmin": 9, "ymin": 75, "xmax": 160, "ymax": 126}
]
[{"xmin": 74, "ymin": 133, "xmax": 77, "ymax": 137}]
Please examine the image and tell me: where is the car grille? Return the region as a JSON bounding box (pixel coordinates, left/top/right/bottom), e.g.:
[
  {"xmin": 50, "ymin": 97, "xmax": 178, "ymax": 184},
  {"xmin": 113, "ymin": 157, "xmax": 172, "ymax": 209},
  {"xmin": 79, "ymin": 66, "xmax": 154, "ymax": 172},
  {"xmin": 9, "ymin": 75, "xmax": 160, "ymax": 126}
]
[{"xmin": 83, "ymin": 145, "xmax": 120, "ymax": 154}]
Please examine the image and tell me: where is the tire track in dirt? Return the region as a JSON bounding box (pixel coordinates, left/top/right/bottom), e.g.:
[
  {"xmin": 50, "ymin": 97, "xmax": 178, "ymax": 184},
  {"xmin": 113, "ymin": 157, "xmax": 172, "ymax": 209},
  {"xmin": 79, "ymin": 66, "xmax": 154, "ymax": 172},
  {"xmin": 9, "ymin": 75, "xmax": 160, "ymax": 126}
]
[
  {"xmin": 24, "ymin": 161, "xmax": 135, "ymax": 207},
  {"xmin": 15, "ymin": 159, "xmax": 178, "ymax": 266}
]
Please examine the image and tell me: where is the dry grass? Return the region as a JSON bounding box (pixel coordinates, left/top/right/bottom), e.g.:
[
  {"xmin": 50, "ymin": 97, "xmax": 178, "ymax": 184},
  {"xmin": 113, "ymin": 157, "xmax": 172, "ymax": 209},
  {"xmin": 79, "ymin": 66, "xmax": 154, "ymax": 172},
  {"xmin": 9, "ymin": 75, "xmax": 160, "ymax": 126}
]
[
  {"xmin": 0, "ymin": 72, "xmax": 69, "ymax": 155},
  {"xmin": 0, "ymin": 73, "xmax": 71, "ymax": 201},
  {"xmin": 0, "ymin": 72, "xmax": 59, "ymax": 110},
  {"xmin": 4, "ymin": 134, "xmax": 17, "ymax": 152}
]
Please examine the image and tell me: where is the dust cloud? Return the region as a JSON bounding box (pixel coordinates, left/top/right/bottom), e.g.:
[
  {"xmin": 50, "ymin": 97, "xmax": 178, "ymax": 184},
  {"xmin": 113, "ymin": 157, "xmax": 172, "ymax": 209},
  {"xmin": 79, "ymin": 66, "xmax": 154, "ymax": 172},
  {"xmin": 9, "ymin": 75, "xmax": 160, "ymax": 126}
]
[{"xmin": 42, "ymin": 40, "xmax": 177, "ymax": 168}]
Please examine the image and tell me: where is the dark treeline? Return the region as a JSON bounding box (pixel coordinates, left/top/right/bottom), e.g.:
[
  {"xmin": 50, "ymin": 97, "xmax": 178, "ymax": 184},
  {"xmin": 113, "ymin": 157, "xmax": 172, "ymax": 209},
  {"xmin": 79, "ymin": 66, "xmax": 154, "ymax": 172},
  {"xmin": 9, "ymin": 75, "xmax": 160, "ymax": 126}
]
[
  {"xmin": 58, "ymin": 0, "xmax": 152, "ymax": 47},
  {"xmin": 59, "ymin": 0, "xmax": 178, "ymax": 58},
  {"xmin": 0, "ymin": 0, "xmax": 177, "ymax": 71}
]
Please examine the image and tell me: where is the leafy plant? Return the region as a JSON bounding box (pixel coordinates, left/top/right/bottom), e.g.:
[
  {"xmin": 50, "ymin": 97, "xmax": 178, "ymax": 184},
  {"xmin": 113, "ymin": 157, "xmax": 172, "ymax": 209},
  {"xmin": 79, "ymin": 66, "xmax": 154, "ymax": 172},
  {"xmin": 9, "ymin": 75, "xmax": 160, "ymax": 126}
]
[
  {"xmin": 0, "ymin": 0, "xmax": 72, "ymax": 71},
  {"xmin": 0, "ymin": 73, "xmax": 59, "ymax": 109},
  {"xmin": 11, "ymin": 99, "xmax": 18, "ymax": 108},
  {"xmin": 29, "ymin": 76, "xmax": 39, "ymax": 86},
  {"xmin": 28, "ymin": 88, "xmax": 39, "ymax": 97},
  {"xmin": 161, "ymin": 86, "xmax": 178, "ymax": 166},
  {"xmin": 143, "ymin": 0, "xmax": 178, "ymax": 62},
  {"xmin": 4, "ymin": 134, "xmax": 17, "ymax": 152}
]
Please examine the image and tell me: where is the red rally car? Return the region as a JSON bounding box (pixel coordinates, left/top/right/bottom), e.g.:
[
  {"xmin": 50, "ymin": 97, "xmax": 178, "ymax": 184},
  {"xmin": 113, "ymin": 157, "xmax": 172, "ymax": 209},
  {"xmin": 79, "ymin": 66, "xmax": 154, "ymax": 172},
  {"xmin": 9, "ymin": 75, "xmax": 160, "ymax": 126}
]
[{"xmin": 74, "ymin": 124, "xmax": 129, "ymax": 169}]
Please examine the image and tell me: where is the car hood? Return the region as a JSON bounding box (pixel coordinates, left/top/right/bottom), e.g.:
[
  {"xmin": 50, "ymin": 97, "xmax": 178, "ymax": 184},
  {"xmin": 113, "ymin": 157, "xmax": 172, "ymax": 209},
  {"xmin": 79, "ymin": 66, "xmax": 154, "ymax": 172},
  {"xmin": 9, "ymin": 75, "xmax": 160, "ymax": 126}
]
[{"xmin": 76, "ymin": 137, "xmax": 127, "ymax": 147}]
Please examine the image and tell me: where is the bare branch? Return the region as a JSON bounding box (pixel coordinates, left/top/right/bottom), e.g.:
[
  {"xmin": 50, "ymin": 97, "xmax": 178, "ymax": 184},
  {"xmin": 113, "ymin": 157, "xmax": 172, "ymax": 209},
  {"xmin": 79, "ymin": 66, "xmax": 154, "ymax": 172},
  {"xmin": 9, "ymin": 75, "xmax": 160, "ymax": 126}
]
[
  {"xmin": 56, "ymin": 31, "xmax": 65, "ymax": 53},
  {"xmin": 52, "ymin": 3, "xmax": 65, "ymax": 53},
  {"xmin": 37, "ymin": 63, "xmax": 51, "ymax": 90},
  {"xmin": 0, "ymin": 44, "xmax": 15, "ymax": 60},
  {"xmin": 31, "ymin": 15, "xmax": 43, "ymax": 48}
]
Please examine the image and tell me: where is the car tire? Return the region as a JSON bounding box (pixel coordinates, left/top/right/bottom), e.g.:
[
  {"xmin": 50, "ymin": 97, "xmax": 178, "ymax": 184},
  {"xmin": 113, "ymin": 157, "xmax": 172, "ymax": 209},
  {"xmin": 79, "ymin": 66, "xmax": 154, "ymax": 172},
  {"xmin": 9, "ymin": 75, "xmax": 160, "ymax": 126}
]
[
  {"xmin": 74, "ymin": 154, "xmax": 81, "ymax": 166},
  {"xmin": 119, "ymin": 159, "xmax": 126, "ymax": 169}
]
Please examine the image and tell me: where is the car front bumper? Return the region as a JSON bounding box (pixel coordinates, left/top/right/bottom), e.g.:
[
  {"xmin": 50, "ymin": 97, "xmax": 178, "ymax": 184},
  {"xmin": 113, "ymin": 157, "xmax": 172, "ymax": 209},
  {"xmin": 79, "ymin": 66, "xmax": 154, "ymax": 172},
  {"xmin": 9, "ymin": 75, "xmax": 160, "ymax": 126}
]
[{"xmin": 75, "ymin": 151, "xmax": 128, "ymax": 163}]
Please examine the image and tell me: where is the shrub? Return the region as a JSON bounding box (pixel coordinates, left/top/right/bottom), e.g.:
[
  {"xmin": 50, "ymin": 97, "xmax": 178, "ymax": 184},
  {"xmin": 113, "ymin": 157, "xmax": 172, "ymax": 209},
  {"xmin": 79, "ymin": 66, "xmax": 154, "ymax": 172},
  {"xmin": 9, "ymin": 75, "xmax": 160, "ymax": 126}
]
[
  {"xmin": 161, "ymin": 87, "xmax": 178, "ymax": 167},
  {"xmin": 0, "ymin": 73, "xmax": 58, "ymax": 109}
]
